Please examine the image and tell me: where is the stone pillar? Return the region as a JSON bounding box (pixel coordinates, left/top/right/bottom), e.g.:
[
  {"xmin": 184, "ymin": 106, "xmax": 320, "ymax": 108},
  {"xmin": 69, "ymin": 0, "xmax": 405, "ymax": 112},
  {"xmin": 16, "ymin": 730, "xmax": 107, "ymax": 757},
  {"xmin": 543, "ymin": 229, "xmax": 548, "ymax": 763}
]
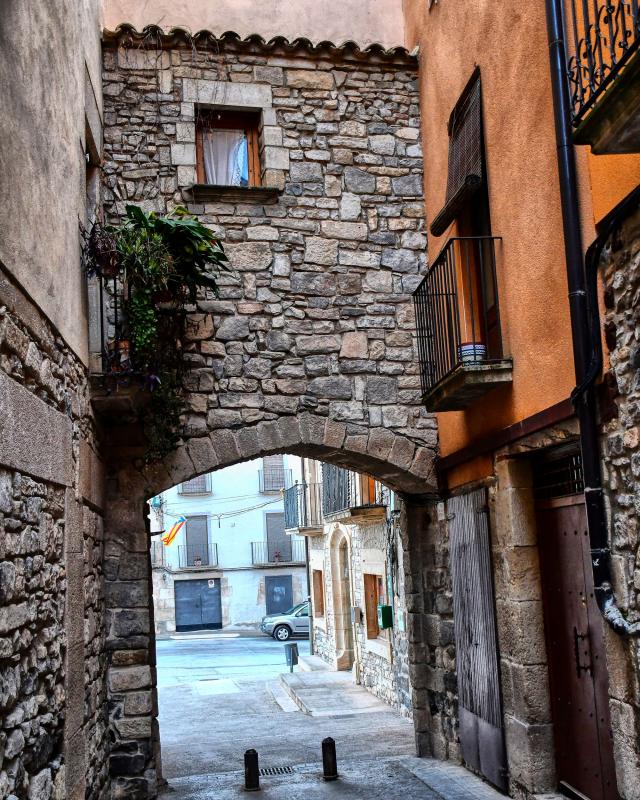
[
  {"xmin": 104, "ymin": 466, "xmax": 157, "ymax": 799},
  {"xmin": 492, "ymin": 457, "xmax": 556, "ymax": 795}
]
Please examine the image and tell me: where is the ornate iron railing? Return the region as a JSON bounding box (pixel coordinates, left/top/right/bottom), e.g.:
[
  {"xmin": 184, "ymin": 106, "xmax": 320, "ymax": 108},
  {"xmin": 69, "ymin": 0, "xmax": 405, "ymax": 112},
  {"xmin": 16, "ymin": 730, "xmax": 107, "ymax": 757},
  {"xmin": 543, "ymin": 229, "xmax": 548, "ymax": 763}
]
[
  {"xmin": 321, "ymin": 464, "xmax": 386, "ymax": 516},
  {"xmin": 284, "ymin": 483, "xmax": 323, "ymax": 530},
  {"xmin": 177, "ymin": 541, "xmax": 218, "ymax": 569},
  {"xmin": 413, "ymin": 236, "xmax": 503, "ymax": 396},
  {"xmin": 251, "ymin": 539, "xmax": 305, "ymax": 565},
  {"xmin": 567, "ymin": 0, "xmax": 640, "ymax": 124}
]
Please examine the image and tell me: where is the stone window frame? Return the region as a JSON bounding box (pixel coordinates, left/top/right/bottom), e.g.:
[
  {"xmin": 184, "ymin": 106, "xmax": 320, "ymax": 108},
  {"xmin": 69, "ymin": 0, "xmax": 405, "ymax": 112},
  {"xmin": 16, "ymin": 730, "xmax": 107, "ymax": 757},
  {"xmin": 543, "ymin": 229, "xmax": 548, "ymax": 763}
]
[{"xmin": 173, "ymin": 78, "xmax": 289, "ymax": 199}]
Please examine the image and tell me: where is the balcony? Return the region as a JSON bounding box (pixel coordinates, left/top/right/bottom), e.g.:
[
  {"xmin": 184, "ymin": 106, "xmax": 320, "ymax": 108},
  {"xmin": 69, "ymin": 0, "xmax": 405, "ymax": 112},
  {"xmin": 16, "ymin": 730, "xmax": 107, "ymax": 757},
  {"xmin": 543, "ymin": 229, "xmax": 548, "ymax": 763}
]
[
  {"xmin": 251, "ymin": 540, "xmax": 306, "ymax": 565},
  {"xmin": 150, "ymin": 541, "xmax": 167, "ymax": 569},
  {"xmin": 258, "ymin": 466, "xmax": 292, "ymax": 494},
  {"xmin": 321, "ymin": 463, "xmax": 386, "ymax": 522},
  {"xmin": 567, "ymin": 0, "xmax": 640, "ymax": 152},
  {"xmin": 177, "ymin": 541, "xmax": 218, "ymax": 570},
  {"xmin": 284, "ymin": 483, "xmax": 323, "ymax": 535},
  {"xmin": 413, "ymin": 236, "xmax": 512, "ymax": 412},
  {"xmin": 86, "ymin": 271, "xmax": 184, "ymax": 419}
]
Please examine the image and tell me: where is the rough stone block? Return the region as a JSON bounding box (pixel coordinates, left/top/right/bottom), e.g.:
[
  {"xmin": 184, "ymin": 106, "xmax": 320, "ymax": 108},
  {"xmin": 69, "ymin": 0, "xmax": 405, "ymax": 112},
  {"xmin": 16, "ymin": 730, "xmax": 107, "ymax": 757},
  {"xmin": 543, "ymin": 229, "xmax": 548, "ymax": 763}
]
[
  {"xmin": 108, "ymin": 667, "xmax": 151, "ymax": 693},
  {"xmin": 286, "ymin": 70, "xmax": 335, "ymax": 90},
  {"xmin": 224, "ymin": 242, "xmax": 273, "ymax": 272},
  {"xmin": 321, "ymin": 221, "xmax": 367, "ymax": 241},
  {"xmin": 183, "ymin": 78, "xmax": 272, "ymax": 108},
  {"xmin": 170, "ymin": 143, "xmax": 196, "ymax": 166},
  {"xmin": 304, "ymin": 237, "xmax": 338, "ymax": 266}
]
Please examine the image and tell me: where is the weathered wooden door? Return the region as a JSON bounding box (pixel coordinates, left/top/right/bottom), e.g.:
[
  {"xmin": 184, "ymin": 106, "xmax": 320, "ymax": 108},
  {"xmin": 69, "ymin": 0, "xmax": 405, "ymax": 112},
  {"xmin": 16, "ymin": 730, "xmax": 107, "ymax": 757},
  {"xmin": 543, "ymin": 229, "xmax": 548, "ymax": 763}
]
[
  {"xmin": 536, "ymin": 496, "xmax": 618, "ymax": 800},
  {"xmin": 449, "ymin": 487, "xmax": 507, "ymax": 791}
]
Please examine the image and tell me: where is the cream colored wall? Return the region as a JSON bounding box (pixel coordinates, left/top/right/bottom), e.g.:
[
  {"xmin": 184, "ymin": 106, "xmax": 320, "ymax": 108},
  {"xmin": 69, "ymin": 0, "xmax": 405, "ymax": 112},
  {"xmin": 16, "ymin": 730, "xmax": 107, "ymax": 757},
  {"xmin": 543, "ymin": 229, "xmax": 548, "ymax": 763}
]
[
  {"xmin": 103, "ymin": 0, "xmax": 406, "ymax": 47},
  {"xmin": 0, "ymin": 0, "xmax": 103, "ymax": 362}
]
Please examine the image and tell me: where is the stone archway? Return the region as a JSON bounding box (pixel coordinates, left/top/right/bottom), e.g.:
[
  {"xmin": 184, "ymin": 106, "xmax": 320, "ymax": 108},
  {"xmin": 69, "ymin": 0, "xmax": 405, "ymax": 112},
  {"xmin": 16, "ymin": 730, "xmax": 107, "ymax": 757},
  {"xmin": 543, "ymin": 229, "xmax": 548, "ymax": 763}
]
[{"xmin": 103, "ymin": 414, "xmax": 437, "ymax": 799}]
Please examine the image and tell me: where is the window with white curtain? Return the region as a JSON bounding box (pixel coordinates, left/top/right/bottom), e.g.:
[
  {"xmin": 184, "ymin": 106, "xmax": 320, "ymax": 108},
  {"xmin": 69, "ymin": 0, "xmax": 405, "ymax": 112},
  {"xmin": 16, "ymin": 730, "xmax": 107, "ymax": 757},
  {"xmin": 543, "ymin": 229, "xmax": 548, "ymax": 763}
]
[{"xmin": 196, "ymin": 110, "xmax": 260, "ymax": 187}]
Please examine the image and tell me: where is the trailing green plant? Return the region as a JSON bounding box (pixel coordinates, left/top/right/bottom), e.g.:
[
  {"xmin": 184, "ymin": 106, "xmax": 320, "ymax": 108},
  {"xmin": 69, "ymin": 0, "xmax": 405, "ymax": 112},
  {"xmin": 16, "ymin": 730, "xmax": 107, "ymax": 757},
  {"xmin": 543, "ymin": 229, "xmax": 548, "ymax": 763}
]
[{"xmin": 82, "ymin": 205, "xmax": 228, "ymax": 462}]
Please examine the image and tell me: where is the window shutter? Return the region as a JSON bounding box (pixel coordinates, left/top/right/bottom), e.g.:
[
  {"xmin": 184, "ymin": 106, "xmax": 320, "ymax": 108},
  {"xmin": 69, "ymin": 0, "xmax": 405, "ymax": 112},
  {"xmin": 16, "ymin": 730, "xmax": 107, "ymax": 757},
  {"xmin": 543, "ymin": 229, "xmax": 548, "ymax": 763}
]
[
  {"xmin": 265, "ymin": 512, "xmax": 291, "ymax": 561},
  {"xmin": 364, "ymin": 574, "xmax": 380, "ymax": 639},
  {"xmin": 185, "ymin": 516, "xmax": 209, "ymax": 566},
  {"xmin": 430, "ymin": 69, "xmax": 484, "ymax": 237}
]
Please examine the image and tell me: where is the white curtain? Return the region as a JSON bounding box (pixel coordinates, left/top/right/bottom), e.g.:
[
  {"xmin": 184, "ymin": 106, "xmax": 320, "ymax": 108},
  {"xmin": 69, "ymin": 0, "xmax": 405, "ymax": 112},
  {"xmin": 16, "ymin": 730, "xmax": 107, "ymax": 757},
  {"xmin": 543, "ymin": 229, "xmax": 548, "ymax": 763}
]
[{"xmin": 202, "ymin": 129, "xmax": 248, "ymax": 186}]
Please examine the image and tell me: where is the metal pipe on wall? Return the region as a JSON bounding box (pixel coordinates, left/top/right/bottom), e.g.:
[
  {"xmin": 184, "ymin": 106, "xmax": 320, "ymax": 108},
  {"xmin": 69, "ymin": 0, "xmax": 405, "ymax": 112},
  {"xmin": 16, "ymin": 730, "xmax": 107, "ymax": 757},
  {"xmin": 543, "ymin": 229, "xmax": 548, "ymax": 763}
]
[{"xmin": 545, "ymin": 0, "xmax": 640, "ymax": 635}]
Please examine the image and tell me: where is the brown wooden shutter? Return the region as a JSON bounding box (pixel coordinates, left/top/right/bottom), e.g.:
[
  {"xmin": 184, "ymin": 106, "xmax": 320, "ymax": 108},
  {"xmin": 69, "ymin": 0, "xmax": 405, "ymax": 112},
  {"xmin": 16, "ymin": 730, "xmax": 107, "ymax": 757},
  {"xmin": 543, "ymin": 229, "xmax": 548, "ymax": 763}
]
[
  {"xmin": 364, "ymin": 574, "xmax": 380, "ymax": 639},
  {"xmin": 312, "ymin": 570, "xmax": 325, "ymax": 616},
  {"xmin": 430, "ymin": 69, "xmax": 484, "ymax": 237}
]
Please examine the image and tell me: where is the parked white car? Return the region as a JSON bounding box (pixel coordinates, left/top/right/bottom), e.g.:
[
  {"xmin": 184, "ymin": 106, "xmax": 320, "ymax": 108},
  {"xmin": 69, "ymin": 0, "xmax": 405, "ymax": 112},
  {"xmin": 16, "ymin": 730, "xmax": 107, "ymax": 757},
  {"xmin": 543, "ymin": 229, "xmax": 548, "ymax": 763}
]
[{"xmin": 260, "ymin": 601, "xmax": 310, "ymax": 641}]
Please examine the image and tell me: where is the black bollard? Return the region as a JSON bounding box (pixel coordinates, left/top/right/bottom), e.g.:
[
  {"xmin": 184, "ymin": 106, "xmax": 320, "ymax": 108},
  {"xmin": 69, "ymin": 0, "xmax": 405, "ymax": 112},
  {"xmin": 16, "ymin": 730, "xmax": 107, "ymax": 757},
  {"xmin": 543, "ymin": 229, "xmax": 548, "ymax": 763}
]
[
  {"xmin": 244, "ymin": 749, "xmax": 260, "ymax": 792},
  {"xmin": 322, "ymin": 737, "xmax": 338, "ymax": 781}
]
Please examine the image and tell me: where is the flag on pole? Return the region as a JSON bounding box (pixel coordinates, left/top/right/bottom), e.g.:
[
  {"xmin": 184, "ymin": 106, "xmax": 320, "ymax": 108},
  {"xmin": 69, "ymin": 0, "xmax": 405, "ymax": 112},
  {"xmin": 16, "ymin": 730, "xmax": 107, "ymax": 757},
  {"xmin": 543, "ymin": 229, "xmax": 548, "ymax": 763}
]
[{"xmin": 162, "ymin": 516, "xmax": 186, "ymax": 546}]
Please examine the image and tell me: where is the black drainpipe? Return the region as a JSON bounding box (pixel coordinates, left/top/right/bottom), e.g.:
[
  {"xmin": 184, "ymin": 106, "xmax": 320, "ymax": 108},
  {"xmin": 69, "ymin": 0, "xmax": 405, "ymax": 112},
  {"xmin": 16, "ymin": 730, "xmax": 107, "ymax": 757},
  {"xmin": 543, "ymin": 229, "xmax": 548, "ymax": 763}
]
[{"xmin": 545, "ymin": 0, "xmax": 640, "ymax": 635}]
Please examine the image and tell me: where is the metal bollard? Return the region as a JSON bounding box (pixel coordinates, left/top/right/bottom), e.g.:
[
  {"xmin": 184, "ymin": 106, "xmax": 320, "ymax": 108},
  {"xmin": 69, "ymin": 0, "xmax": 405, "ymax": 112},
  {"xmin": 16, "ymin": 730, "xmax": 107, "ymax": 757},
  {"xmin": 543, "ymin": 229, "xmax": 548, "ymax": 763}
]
[
  {"xmin": 244, "ymin": 749, "xmax": 260, "ymax": 792},
  {"xmin": 322, "ymin": 737, "xmax": 338, "ymax": 781}
]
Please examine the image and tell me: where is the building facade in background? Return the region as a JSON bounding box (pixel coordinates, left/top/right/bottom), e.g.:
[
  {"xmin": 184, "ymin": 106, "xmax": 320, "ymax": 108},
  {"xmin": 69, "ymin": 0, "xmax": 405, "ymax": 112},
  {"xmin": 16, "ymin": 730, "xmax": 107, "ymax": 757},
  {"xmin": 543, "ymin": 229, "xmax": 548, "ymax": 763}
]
[
  {"xmin": 285, "ymin": 459, "xmax": 412, "ymax": 715},
  {"xmin": 150, "ymin": 455, "xmax": 307, "ymax": 633}
]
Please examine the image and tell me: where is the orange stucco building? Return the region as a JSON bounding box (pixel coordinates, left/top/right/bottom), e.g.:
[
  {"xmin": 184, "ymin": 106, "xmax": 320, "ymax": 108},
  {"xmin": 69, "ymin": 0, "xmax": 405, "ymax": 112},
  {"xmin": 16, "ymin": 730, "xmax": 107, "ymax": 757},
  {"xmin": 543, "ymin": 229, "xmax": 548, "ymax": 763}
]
[{"xmin": 404, "ymin": 1, "xmax": 640, "ymax": 798}]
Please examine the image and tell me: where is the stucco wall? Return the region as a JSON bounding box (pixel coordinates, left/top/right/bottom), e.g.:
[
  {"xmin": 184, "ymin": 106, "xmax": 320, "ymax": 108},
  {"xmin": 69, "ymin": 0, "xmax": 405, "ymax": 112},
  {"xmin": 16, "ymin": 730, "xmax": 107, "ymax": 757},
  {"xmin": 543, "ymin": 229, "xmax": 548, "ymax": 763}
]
[
  {"xmin": 404, "ymin": 0, "xmax": 640, "ymax": 473},
  {"xmin": 0, "ymin": 0, "xmax": 103, "ymax": 362},
  {"xmin": 103, "ymin": 0, "xmax": 406, "ymax": 48}
]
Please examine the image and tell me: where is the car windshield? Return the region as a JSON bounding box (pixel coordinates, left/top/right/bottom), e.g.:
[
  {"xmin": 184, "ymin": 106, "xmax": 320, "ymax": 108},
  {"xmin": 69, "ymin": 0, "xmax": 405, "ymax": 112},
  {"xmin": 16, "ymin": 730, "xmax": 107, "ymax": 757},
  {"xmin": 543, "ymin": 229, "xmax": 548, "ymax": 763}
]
[{"xmin": 284, "ymin": 602, "xmax": 307, "ymax": 616}]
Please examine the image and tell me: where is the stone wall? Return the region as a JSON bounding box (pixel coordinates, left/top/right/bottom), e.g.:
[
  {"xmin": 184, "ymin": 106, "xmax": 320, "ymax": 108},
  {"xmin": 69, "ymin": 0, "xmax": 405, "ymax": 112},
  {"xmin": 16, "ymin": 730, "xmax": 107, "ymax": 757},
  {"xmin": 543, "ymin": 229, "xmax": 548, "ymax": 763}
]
[
  {"xmin": 0, "ymin": 266, "xmax": 108, "ymax": 800},
  {"xmin": 100, "ymin": 32, "xmax": 436, "ymax": 495},
  {"xmin": 599, "ymin": 205, "xmax": 640, "ymax": 797}
]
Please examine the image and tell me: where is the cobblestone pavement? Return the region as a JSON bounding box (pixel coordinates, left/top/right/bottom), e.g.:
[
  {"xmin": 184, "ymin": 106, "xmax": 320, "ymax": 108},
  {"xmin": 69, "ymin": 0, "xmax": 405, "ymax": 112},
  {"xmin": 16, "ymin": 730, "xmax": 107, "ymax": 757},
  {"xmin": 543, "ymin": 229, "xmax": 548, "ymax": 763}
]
[{"xmin": 157, "ymin": 635, "xmax": 506, "ymax": 799}]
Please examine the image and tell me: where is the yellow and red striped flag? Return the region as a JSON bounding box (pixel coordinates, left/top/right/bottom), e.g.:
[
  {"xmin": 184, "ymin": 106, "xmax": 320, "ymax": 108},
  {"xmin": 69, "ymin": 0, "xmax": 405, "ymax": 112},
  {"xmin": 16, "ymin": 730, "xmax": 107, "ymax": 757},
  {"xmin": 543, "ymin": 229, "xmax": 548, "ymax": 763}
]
[{"xmin": 162, "ymin": 516, "xmax": 186, "ymax": 546}]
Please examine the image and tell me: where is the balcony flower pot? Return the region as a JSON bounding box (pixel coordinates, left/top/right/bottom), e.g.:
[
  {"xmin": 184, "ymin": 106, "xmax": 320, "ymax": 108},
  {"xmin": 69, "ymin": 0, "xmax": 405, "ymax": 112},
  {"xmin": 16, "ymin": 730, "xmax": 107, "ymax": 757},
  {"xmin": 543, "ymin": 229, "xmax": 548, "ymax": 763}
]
[
  {"xmin": 107, "ymin": 338, "xmax": 131, "ymax": 373},
  {"xmin": 458, "ymin": 342, "xmax": 487, "ymax": 364},
  {"xmin": 193, "ymin": 556, "xmax": 202, "ymax": 566}
]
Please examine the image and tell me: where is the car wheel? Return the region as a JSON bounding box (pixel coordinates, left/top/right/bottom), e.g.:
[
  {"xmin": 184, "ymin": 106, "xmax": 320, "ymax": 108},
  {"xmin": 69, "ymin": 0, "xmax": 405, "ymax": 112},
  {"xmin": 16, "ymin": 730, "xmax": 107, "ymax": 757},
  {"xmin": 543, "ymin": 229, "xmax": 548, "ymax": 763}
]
[{"xmin": 273, "ymin": 625, "xmax": 291, "ymax": 642}]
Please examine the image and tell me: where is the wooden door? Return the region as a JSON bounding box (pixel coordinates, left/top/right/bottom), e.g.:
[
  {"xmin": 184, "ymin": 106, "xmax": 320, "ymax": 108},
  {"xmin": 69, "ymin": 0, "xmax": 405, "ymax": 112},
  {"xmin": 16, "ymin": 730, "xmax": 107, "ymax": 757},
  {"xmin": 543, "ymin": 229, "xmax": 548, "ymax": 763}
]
[
  {"xmin": 536, "ymin": 496, "xmax": 618, "ymax": 800},
  {"xmin": 449, "ymin": 487, "xmax": 508, "ymax": 791}
]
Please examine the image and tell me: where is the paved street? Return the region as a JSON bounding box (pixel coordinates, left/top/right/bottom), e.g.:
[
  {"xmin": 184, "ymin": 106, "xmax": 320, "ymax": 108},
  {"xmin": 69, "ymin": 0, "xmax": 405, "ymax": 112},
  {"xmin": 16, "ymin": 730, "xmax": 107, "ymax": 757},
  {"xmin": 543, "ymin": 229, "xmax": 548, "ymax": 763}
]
[{"xmin": 156, "ymin": 634, "xmax": 507, "ymax": 800}]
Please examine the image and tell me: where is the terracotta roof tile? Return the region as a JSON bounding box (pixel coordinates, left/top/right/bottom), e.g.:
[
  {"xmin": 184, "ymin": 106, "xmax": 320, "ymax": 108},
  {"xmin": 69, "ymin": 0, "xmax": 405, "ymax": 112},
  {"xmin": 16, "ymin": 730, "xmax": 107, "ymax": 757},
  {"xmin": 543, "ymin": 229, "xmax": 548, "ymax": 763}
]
[{"xmin": 102, "ymin": 24, "xmax": 417, "ymax": 65}]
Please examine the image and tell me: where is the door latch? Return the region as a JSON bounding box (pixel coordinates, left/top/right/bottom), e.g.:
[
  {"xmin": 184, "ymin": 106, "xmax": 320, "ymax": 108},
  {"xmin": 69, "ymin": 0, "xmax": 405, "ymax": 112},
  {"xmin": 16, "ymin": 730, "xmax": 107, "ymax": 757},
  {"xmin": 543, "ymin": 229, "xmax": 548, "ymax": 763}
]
[{"xmin": 573, "ymin": 626, "xmax": 592, "ymax": 677}]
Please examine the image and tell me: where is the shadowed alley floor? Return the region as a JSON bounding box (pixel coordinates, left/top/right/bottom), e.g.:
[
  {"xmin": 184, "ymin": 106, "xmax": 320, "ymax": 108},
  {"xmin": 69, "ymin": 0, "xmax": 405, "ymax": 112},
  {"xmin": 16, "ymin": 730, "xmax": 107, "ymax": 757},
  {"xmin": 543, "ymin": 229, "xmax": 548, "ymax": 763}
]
[{"xmin": 156, "ymin": 634, "xmax": 508, "ymax": 799}]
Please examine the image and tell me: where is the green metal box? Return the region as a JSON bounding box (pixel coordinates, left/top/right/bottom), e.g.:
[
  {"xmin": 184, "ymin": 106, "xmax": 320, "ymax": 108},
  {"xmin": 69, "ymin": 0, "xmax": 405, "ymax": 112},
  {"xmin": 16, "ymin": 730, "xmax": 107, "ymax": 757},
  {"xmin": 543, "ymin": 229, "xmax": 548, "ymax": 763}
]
[{"xmin": 377, "ymin": 604, "xmax": 393, "ymax": 630}]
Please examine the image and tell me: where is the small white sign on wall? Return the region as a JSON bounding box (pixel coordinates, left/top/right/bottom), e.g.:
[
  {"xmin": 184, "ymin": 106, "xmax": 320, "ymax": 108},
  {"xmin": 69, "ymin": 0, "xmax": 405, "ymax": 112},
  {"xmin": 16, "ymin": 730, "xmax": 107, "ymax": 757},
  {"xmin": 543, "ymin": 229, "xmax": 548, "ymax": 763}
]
[{"xmin": 208, "ymin": 579, "xmax": 216, "ymax": 588}]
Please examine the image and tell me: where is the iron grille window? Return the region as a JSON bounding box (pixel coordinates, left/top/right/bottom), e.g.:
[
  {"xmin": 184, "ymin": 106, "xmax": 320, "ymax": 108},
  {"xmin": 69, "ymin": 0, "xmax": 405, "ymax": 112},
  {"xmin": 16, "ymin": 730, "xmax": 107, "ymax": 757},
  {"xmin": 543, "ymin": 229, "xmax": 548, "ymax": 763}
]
[
  {"xmin": 431, "ymin": 69, "xmax": 483, "ymax": 236},
  {"xmin": 533, "ymin": 449, "xmax": 584, "ymax": 500},
  {"xmin": 179, "ymin": 474, "xmax": 210, "ymax": 494}
]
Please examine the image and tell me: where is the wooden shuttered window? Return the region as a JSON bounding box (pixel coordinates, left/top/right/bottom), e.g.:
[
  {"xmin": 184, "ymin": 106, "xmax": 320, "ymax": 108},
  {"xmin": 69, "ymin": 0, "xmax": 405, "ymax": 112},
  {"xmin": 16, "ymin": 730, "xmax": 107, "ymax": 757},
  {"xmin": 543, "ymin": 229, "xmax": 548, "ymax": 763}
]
[
  {"xmin": 430, "ymin": 69, "xmax": 484, "ymax": 237},
  {"xmin": 312, "ymin": 570, "xmax": 325, "ymax": 617},
  {"xmin": 364, "ymin": 573, "xmax": 380, "ymax": 639}
]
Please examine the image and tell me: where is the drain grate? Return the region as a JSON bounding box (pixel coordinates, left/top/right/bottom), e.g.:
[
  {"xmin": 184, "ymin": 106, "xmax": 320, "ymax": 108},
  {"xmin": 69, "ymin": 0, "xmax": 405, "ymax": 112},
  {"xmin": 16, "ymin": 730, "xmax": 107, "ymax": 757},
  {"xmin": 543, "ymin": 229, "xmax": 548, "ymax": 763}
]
[{"xmin": 259, "ymin": 766, "xmax": 294, "ymax": 777}]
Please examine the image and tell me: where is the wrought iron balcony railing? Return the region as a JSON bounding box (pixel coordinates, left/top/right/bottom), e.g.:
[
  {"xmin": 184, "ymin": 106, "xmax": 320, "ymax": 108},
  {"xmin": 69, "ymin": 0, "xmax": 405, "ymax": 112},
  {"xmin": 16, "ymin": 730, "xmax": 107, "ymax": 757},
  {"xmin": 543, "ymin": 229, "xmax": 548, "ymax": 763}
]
[
  {"xmin": 321, "ymin": 464, "xmax": 386, "ymax": 517},
  {"xmin": 251, "ymin": 539, "xmax": 305, "ymax": 565},
  {"xmin": 258, "ymin": 467, "xmax": 292, "ymax": 494},
  {"xmin": 177, "ymin": 541, "xmax": 218, "ymax": 569},
  {"xmin": 284, "ymin": 483, "xmax": 323, "ymax": 531},
  {"xmin": 567, "ymin": 0, "xmax": 640, "ymax": 126},
  {"xmin": 413, "ymin": 236, "xmax": 512, "ymax": 410}
]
